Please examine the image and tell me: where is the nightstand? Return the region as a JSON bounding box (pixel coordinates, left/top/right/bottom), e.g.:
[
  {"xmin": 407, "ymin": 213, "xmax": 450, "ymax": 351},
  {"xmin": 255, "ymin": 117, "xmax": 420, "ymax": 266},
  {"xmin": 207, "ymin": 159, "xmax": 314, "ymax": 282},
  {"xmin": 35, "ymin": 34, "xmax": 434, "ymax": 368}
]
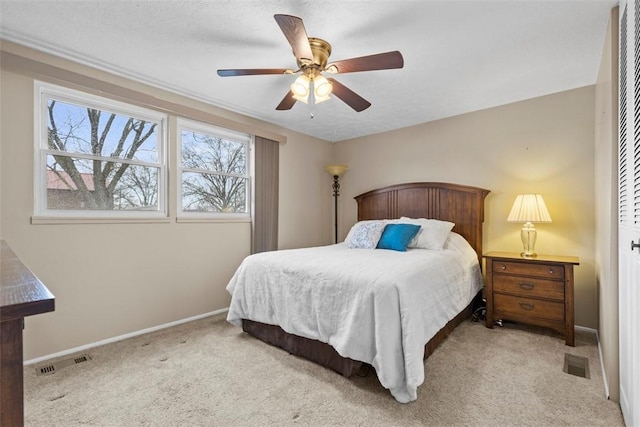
[{"xmin": 483, "ymin": 251, "xmax": 580, "ymax": 346}]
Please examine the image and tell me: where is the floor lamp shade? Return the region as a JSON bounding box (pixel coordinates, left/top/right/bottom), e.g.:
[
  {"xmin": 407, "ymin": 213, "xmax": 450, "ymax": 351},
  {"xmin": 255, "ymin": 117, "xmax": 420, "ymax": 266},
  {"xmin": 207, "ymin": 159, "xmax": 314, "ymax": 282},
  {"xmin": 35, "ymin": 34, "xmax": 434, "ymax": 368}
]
[
  {"xmin": 325, "ymin": 165, "xmax": 348, "ymax": 243},
  {"xmin": 507, "ymin": 194, "xmax": 552, "ymax": 257},
  {"xmin": 325, "ymin": 164, "xmax": 348, "ymax": 177}
]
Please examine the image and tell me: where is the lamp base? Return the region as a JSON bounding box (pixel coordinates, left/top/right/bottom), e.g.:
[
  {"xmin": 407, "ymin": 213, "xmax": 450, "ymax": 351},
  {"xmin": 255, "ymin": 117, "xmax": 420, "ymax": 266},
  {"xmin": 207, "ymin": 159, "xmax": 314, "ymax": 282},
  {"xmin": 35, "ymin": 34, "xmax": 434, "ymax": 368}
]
[{"xmin": 520, "ymin": 222, "xmax": 538, "ymax": 258}]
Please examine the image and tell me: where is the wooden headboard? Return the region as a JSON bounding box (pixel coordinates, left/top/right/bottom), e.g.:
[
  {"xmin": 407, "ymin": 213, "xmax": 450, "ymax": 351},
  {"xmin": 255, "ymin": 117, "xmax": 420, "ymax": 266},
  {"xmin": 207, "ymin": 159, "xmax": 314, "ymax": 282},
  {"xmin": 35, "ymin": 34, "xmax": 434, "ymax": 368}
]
[{"xmin": 354, "ymin": 182, "xmax": 490, "ymax": 259}]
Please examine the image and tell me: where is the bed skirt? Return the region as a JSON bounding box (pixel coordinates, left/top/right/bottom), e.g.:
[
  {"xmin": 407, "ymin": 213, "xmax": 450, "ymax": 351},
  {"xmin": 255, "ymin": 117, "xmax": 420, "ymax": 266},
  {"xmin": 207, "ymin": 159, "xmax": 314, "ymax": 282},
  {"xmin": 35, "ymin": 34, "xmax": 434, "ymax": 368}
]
[{"xmin": 242, "ymin": 291, "xmax": 483, "ymax": 378}]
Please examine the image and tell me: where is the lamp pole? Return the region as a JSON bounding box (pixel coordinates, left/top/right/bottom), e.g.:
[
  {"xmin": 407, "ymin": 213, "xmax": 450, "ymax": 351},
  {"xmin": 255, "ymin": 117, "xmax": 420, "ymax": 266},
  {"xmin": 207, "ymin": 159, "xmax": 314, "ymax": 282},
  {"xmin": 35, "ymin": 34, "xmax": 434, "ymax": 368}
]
[
  {"xmin": 325, "ymin": 164, "xmax": 348, "ymax": 244},
  {"xmin": 331, "ymin": 174, "xmax": 340, "ymax": 243}
]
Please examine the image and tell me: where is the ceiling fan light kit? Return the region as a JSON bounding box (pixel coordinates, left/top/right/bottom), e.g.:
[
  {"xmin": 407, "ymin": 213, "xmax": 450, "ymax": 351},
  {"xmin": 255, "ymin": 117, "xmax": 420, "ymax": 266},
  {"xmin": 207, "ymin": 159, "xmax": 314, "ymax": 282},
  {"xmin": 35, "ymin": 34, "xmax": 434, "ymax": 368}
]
[
  {"xmin": 217, "ymin": 14, "xmax": 404, "ymax": 112},
  {"xmin": 290, "ymin": 71, "xmax": 333, "ymax": 104}
]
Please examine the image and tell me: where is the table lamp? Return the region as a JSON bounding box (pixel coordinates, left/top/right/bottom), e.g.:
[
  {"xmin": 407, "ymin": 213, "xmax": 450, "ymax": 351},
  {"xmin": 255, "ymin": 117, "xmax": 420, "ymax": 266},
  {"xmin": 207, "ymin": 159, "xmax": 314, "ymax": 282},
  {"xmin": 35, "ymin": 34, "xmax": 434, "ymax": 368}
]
[{"xmin": 507, "ymin": 194, "xmax": 552, "ymax": 258}]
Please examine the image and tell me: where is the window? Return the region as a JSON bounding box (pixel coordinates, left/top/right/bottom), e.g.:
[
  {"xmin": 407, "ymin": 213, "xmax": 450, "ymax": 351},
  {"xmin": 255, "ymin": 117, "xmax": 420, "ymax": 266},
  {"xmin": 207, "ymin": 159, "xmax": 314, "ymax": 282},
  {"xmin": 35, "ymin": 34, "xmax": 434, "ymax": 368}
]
[
  {"xmin": 177, "ymin": 119, "xmax": 252, "ymax": 220},
  {"xmin": 34, "ymin": 82, "xmax": 167, "ymax": 219}
]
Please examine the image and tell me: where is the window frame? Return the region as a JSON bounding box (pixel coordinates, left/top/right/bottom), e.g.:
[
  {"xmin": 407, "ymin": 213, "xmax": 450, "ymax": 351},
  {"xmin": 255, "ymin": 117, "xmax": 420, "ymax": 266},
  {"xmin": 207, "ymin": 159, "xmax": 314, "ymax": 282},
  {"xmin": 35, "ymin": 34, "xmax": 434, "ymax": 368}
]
[
  {"xmin": 176, "ymin": 118, "xmax": 253, "ymax": 222},
  {"xmin": 33, "ymin": 81, "xmax": 169, "ymax": 222}
]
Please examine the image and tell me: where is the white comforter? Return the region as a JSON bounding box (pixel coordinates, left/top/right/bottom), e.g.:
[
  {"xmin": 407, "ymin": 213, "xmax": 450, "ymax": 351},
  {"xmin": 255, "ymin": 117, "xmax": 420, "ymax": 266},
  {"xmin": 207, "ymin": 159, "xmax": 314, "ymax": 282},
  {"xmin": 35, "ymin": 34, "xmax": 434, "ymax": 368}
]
[{"xmin": 226, "ymin": 233, "xmax": 483, "ymax": 403}]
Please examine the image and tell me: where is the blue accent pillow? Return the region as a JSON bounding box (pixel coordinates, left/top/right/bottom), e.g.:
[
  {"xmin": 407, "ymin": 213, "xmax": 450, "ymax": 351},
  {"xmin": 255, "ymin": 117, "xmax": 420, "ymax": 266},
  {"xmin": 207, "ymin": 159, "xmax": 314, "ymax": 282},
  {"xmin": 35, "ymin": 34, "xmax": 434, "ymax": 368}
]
[{"xmin": 376, "ymin": 223, "xmax": 422, "ymax": 252}]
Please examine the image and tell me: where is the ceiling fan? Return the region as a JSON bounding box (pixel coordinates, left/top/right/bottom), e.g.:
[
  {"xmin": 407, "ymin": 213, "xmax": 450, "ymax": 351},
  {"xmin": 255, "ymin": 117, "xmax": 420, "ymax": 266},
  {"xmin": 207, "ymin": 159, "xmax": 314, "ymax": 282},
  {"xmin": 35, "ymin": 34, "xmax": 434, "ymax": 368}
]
[{"xmin": 217, "ymin": 14, "xmax": 404, "ymax": 112}]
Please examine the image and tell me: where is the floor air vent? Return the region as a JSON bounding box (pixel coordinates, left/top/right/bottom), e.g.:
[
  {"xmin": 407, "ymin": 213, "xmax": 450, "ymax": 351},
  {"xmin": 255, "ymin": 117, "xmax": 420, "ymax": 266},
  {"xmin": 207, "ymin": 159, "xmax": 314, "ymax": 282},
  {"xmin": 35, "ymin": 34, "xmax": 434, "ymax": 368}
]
[
  {"xmin": 36, "ymin": 354, "xmax": 92, "ymax": 376},
  {"xmin": 563, "ymin": 353, "xmax": 590, "ymax": 379}
]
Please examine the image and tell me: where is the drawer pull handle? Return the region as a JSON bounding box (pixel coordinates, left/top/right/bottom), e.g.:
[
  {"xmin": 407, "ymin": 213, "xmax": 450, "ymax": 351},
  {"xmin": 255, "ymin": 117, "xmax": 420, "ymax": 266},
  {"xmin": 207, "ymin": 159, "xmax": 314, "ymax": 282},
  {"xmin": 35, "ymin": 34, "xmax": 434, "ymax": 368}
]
[
  {"xmin": 549, "ymin": 269, "xmax": 555, "ymax": 275},
  {"xmin": 500, "ymin": 264, "xmax": 507, "ymax": 270},
  {"xmin": 519, "ymin": 302, "xmax": 535, "ymax": 311},
  {"xmin": 519, "ymin": 282, "xmax": 535, "ymax": 290}
]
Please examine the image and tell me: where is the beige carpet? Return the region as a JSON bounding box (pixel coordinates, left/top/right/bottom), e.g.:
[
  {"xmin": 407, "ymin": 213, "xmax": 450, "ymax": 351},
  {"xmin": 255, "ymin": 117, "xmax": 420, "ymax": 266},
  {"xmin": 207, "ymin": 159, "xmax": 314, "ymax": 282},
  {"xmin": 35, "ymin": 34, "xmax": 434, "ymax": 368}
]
[{"xmin": 24, "ymin": 314, "xmax": 624, "ymax": 426}]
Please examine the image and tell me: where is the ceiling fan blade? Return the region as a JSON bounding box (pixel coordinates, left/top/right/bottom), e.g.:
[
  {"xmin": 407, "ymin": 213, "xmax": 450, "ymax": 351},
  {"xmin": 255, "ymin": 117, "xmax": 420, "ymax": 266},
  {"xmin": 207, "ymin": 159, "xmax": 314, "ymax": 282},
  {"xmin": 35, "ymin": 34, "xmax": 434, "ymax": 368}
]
[
  {"xmin": 217, "ymin": 69, "xmax": 292, "ymax": 77},
  {"xmin": 325, "ymin": 51, "xmax": 404, "ymax": 74},
  {"xmin": 274, "ymin": 14, "xmax": 314, "ymax": 63},
  {"xmin": 327, "ymin": 78, "xmax": 371, "ymax": 112},
  {"xmin": 276, "ymin": 90, "xmax": 297, "ymax": 110}
]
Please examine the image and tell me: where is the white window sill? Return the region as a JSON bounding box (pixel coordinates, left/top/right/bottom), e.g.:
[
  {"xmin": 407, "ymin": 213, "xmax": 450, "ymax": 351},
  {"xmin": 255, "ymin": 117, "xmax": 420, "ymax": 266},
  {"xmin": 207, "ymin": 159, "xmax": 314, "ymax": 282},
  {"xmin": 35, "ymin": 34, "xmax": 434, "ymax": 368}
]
[
  {"xmin": 176, "ymin": 216, "xmax": 251, "ymax": 224},
  {"xmin": 31, "ymin": 216, "xmax": 172, "ymax": 225}
]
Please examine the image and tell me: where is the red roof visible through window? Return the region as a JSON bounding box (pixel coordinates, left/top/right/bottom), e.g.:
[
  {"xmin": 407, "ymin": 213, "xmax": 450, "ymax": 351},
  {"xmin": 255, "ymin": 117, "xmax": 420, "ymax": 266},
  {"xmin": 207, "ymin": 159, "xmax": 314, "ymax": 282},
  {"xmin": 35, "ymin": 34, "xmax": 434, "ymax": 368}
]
[{"xmin": 47, "ymin": 170, "xmax": 95, "ymax": 191}]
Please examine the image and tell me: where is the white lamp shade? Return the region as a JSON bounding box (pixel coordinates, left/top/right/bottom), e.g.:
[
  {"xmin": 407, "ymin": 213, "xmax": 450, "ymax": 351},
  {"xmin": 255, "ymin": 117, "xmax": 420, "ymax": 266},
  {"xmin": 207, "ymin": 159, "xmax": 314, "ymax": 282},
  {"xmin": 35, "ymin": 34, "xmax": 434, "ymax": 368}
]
[
  {"xmin": 314, "ymin": 93, "xmax": 331, "ymax": 103},
  {"xmin": 507, "ymin": 194, "xmax": 552, "ymax": 223},
  {"xmin": 314, "ymin": 75, "xmax": 333, "ymax": 98},
  {"xmin": 291, "ymin": 75, "xmax": 310, "ymax": 103}
]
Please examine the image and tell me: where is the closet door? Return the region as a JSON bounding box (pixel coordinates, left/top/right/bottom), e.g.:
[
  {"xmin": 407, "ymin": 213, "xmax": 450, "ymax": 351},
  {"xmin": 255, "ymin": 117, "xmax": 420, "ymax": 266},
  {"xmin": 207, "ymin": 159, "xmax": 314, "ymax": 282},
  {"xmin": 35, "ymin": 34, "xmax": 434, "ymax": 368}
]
[{"xmin": 619, "ymin": 1, "xmax": 640, "ymax": 426}]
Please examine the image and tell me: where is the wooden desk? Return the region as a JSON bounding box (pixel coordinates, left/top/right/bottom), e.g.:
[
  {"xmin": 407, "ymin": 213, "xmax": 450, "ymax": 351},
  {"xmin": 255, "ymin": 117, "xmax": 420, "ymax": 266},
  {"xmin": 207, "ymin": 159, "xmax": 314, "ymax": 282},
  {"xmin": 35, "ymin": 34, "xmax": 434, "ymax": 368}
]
[{"xmin": 1, "ymin": 240, "xmax": 55, "ymax": 426}]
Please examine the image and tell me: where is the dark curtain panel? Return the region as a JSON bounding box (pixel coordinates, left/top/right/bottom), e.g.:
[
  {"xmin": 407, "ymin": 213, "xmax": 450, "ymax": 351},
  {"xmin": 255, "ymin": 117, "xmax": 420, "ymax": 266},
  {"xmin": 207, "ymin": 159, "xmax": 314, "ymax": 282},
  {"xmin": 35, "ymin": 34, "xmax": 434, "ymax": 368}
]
[{"xmin": 252, "ymin": 136, "xmax": 279, "ymax": 253}]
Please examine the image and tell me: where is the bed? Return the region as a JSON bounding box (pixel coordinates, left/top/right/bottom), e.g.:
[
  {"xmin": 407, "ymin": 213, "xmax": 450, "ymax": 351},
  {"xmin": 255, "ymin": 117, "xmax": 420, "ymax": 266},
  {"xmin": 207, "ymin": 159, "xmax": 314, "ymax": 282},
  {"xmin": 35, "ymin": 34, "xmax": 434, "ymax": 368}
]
[{"xmin": 226, "ymin": 182, "xmax": 489, "ymax": 403}]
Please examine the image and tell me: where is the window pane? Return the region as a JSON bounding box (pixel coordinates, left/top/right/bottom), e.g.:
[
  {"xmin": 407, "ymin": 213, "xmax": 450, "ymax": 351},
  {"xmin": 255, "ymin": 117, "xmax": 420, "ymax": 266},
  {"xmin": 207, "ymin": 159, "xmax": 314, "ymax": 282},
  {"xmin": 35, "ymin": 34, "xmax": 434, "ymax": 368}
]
[
  {"xmin": 181, "ymin": 131, "xmax": 246, "ymax": 174},
  {"xmin": 47, "ymin": 99, "xmax": 158, "ymax": 163},
  {"xmin": 182, "ymin": 172, "xmax": 247, "ymax": 213},
  {"xmin": 47, "ymin": 155, "xmax": 159, "ymax": 211}
]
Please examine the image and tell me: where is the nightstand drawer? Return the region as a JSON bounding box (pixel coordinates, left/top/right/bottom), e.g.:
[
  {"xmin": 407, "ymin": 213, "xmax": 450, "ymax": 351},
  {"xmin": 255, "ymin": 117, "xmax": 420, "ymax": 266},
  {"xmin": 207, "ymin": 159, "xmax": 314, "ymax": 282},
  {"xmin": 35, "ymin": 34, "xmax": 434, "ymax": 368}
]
[
  {"xmin": 493, "ymin": 275, "xmax": 564, "ymax": 301},
  {"xmin": 494, "ymin": 294, "xmax": 564, "ymax": 322},
  {"xmin": 492, "ymin": 260, "xmax": 564, "ymax": 280}
]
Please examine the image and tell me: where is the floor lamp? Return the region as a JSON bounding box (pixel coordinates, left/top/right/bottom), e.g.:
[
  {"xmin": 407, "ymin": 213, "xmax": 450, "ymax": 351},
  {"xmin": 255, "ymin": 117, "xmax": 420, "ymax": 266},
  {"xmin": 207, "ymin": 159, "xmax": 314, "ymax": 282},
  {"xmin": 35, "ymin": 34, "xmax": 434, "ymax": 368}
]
[{"xmin": 325, "ymin": 164, "xmax": 348, "ymax": 243}]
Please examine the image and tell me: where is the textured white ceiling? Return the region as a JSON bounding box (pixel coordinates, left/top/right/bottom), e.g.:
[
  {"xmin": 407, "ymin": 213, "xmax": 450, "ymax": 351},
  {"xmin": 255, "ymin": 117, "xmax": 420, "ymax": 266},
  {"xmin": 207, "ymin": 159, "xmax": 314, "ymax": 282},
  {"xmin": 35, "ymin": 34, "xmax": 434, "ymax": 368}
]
[{"xmin": 0, "ymin": 0, "xmax": 617, "ymax": 142}]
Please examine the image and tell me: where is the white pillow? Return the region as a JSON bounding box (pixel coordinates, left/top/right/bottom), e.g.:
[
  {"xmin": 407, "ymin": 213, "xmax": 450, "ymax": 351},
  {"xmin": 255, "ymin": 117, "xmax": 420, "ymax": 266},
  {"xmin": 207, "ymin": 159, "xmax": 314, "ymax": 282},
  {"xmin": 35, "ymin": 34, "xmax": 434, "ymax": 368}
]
[
  {"xmin": 443, "ymin": 231, "xmax": 472, "ymax": 252},
  {"xmin": 443, "ymin": 232, "xmax": 481, "ymax": 266},
  {"xmin": 398, "ymin": 217, "xmax": 455, "ymax": 250},
  {"xmin": 344, "ymin": 220, "xmax": 386, "ymax": 249}
]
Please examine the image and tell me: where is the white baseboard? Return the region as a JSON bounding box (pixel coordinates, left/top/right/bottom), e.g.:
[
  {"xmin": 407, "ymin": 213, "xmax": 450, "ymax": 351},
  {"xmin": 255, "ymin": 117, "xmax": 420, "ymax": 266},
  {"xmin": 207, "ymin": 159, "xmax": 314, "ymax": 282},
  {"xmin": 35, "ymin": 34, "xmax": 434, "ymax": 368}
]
[
  {"xmin": 574, "ymin": 325, "xmax": 598, "ymax": 335},
  {"xmin": 24, "ymin": 308, "xmax": 229, "ymax": 366},
  {"xmin": 575, "ymin": 325, "xmax": 609, "ymax": 399}
]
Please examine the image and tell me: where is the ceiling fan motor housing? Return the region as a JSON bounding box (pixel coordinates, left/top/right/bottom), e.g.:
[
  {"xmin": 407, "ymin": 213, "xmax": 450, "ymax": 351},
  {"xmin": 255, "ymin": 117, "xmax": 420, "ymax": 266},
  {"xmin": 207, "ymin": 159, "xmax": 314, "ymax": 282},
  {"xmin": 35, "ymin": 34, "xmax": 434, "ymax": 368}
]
[{"xmin": 298, "ymin": 37, "xmax": 332, "ymax": 70}]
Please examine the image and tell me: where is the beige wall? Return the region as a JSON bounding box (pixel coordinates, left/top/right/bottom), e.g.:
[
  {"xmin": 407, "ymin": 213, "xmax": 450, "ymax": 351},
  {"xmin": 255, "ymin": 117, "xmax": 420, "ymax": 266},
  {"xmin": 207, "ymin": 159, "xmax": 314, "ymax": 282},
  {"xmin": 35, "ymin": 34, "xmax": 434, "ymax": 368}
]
[
  {"xmin": 0, "ymin": 43, "xmax": 334, "ymax": 360},
  {"xmin": 334, "ymin": 86, "xmax": 598, "ymax": 328},
  {"xmin": 594, "ymin": 7, "xmax": 619, "ymax": 401},
  {"xmin": 0, "ymin": 58, "xmax": 2, "ymax": 241},
  {"xmin": 1, "ymin": 38, "xmax": 606, "ymax": 360}
]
